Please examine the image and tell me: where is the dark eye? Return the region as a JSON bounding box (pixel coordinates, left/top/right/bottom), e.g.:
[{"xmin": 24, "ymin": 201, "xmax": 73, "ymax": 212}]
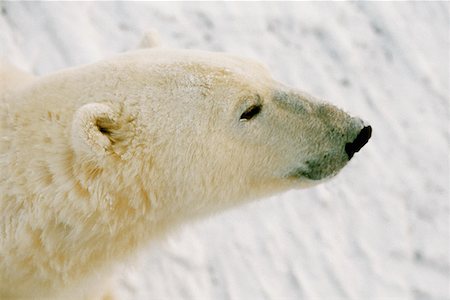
[{"xmin": 240, "ymin": 105, "xmax": 262, "ymax": 121}]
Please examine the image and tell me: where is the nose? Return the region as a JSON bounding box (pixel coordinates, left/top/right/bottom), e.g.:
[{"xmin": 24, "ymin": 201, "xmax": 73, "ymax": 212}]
[{"xmin": 345, "ymin": 125, "xmax": 372, "ymax": 159}]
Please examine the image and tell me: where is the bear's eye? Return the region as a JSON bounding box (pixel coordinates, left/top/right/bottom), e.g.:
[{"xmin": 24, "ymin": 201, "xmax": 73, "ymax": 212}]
[{"xmin": 240, "ymin": 104, "xmax": 262, "ymax": 121}]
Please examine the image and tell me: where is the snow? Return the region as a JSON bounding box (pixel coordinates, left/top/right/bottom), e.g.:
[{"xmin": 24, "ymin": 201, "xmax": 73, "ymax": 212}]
[{"xmin": 1, "ymin": 2, "xmax": 449, "ymax": 299}]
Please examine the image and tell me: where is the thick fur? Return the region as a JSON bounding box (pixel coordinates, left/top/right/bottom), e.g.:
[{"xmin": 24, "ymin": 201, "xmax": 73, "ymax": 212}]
[{"xmin": 0, "ymin": 38, "xmax": 365, "ymax": 299}]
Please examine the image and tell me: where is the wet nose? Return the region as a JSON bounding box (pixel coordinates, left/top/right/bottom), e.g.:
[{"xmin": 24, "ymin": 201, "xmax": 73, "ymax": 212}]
[{"xmin": 345, "ymin": 125, "xmax": 372, "ymax": 159}]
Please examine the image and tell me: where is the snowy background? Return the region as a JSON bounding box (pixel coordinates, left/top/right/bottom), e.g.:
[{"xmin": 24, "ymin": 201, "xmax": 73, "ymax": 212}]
[{"xmin": 1, "ymin": 2, "xmax": 449, "ymax": 300}]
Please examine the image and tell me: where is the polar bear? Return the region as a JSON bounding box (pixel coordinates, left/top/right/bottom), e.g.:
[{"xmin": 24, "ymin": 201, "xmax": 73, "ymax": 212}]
[{"xmin": 0, "ymin": 33, "xmax": 371, "ymax": 299}]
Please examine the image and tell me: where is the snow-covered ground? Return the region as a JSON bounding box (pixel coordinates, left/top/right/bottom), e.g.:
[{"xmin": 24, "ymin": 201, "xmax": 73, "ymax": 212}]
[{"xmin": 1, "ymin": 2, "xmax": 449, "ymax": 300}]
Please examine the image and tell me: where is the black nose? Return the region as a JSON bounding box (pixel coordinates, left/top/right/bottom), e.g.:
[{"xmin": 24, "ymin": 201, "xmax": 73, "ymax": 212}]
[{"xmin": 345, "ymin": 126, "xmax": 372, "ymax": 159}]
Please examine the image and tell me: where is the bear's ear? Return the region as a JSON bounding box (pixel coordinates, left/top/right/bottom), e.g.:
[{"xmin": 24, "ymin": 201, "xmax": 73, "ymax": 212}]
[
  {"xmin": 71, "ymin": 103, "xmax": 121, "ymax": 158},
  {"xmin": 138, "ymin": 30, "xmax": 162, "ymax": 49}
]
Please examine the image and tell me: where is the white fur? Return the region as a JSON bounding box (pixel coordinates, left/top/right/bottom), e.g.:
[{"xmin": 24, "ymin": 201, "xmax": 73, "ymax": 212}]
[{"xmin": 0, "ymin": 37, "xmax": 365, "ymax": 299}]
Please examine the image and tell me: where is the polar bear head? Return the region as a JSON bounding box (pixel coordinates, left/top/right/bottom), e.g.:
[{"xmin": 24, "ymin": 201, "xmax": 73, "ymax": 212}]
[
  {"xmin": 0, "ymin": 36, "xmax": 372, "ymax": 299},
  {"xmin": 70, "ymin": 48, "xmax": 371, "ymax": 219}
]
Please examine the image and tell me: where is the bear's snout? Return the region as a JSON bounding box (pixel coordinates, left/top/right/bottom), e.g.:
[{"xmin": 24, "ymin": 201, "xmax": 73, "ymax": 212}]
[{"xmin": 345, "ymin": 125, "xmax": 372, "ymax": 159}]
